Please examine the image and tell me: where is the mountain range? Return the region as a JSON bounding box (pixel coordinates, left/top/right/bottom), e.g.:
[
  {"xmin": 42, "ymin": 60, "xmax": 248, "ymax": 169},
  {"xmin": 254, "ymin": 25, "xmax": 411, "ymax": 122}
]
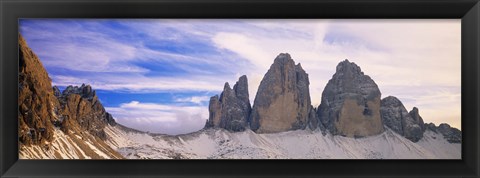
[
  {"xmin": 205, "ymin": 53, "xmax": 461, "ymax": 143},
  {"xmin": 18, "ymin": 34, "xmax": 461, "ymax": 159}
]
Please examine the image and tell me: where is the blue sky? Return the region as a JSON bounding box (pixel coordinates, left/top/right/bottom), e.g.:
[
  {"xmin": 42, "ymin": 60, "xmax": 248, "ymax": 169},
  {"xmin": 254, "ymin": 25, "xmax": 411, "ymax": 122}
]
[{"xmin": 20, "ymin": 19, "xmax": 461, "ymax": 134}]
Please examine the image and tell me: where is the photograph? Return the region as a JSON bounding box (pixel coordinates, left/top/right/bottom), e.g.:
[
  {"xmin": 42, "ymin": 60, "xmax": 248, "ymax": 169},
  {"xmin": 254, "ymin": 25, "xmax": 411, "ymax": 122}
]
[{"xmin": 18, "ymin": 19, "xmax": 461, "ymax": 159}]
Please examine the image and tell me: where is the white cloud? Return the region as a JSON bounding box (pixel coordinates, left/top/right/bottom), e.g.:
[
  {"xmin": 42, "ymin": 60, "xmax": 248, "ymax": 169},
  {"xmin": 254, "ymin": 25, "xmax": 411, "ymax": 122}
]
[
  {"xmin": 106, "ymin": 101, "xmax": 208, "ymax": 135},
  {"xmin": 51, "ymin": 74, "xmax": 227, "ymax": 93},
  {"xmin": 175, "ymin": 96, "xmax": 210, "ymax": 105}
]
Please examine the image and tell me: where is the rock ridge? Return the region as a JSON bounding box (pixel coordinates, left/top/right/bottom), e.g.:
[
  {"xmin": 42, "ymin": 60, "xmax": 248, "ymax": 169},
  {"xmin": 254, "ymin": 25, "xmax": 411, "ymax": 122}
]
[{"xmin": 425, "ymin": 122, "xmax": 461, "ymax": 143}]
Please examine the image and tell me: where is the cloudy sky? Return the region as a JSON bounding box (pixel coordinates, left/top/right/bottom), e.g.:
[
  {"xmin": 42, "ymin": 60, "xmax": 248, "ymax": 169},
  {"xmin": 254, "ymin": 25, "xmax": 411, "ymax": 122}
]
[{"xmin": 20, "ymin": 19, "xmax": 461, "ymax": 135}]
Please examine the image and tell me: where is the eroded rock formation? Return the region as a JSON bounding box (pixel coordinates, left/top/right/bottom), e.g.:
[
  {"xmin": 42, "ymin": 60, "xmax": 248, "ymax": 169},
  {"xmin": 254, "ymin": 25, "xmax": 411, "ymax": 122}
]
[
  {"xmin": 204, "ymin": 53, "xmax": 460, "ymax": 143},
  {"xmin": 317, "ymin": 59, "xmax": 384, "ymax": 137},
  {"xmin": 205, "ymin": 75, "xmax": 251, "ymax": 132},
  {"xmin": 380, "ymin": 96, "xmax": 424, "ymax": 142},
  {"xmin": 250, "ymin": 53, "xmax": 311, "ymax": 133},
  {"xmin": 56, "ymin": 84, "xmax": 115, "ymax": 140}
]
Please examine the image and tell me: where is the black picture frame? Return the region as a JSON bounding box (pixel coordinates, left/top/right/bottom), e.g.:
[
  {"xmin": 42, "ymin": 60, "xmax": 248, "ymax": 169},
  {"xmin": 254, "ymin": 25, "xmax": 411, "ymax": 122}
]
[{"xmin": 1, "ymin": 0, "xmax": 479, "ymax": 177}]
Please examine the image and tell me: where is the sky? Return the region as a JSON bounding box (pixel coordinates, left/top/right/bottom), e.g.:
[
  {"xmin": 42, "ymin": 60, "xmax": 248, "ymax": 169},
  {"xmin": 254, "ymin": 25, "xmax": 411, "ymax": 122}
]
[{"xmin": 20, "ymin": 19, "xmax": 461, "ymax": 135}]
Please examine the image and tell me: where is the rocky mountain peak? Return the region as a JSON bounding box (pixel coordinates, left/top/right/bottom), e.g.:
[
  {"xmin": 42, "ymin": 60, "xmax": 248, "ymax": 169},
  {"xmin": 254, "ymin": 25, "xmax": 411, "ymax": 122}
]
[
  {"xmin": 53, "ymin": 86, "xmax": 62, "ymax": 97},
  {"xmin": 205, "ymin": 75, "xmax": 251, "ymax": 132},
  {"xmin": 381, "ymin": 96, "xmax": 403, "ymax": 107},
  {"xmin": 233, "ymin": 75, "xmax": 249, "ymax": 103},
  {"xmin": 55, "ymin": 84, "xmax": 114, "ymax": 140},
  {"xmin": 223, "ymin": 82, "xmax": 231, "ymax": 91},
  {"xmin": 336, "ymin": 59, "xmax": 363, "ymax": 75},
  {"xmin": 380, "ymin": 96, "xmax": 424, "ymax": 142},
  {"xmin": 318, "ymin": 59, "xmax": 384, "ymax": 137},
  {"xmin": 425, "ymin": 123, "xmax": 461, "ymax": 143},
  {"xmin": 61, "ymin": 83, "xmax": 96, "ymax": 100},
  {"xmin": 250, "ymin": 53, "xmax": 311, "ymax": 133},
  {"xmin": 380, "ymin": 96, "xmax": 407, "ymax": 135},
  {"xmin": 204, "ymin": 53, "xmax": 460, "ymax": 143},
  {"xmin": 220, "ymin": 82, "xmax": 233, "ymax": 100},
  {"xmin": 273, "ymin": 53, "xmax": 294, "ymax": 65},
  {"xmin": 409, "ymin": 107, "xmax": 425, "ymax": 131}
]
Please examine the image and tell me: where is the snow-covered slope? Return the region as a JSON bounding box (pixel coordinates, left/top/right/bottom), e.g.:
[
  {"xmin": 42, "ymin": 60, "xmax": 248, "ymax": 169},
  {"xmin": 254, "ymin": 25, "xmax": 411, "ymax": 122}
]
[
  {"xmin": 20, "ymin": 128, "xmax": 123, "ymax": 159},
  {"xmin": 105, "ymin": 126, "xmax": 460, "ymax": 159}
]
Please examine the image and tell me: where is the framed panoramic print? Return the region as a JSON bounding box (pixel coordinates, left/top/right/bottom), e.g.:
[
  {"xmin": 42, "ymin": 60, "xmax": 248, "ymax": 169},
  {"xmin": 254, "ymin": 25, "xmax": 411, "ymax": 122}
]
[{"xmin": 1, "ymin": 0, "xmax": 480, "ymax": 177}]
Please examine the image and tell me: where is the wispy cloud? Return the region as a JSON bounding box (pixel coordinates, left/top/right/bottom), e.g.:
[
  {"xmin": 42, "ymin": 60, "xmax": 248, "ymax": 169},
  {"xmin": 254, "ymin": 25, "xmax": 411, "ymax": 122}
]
[
  {"xmin": 175, "ymin": 96, "xmax": 210, "ymax": 105},
  {"xmin": 106, "ymin": 101, "xmax": 208, "ymax": 135},
  {"xmin": 51, "ymin": 74, "xmax": 227, "ymax": 93}
]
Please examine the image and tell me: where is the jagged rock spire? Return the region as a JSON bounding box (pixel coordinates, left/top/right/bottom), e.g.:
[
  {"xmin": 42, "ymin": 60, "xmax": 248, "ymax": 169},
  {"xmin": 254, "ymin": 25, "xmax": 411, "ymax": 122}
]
[{"xmin": 205, "ymin": 75, "xmax": 251, "ymax": 132}]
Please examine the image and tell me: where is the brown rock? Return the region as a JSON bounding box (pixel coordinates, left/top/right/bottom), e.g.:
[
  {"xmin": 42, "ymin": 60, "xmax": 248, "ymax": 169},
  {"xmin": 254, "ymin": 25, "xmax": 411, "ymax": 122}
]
[
  {"xmin": 318, "ymin": 59, "xmax": 384, "ymax": 137},
  {"xmin": 18, "ymin": 34, "xmax": 116, "ymax": 145},
  {"xmin": 18, "ymin": 34, "xmax": 58, "ymax": 145},
  {"xmin": 250, "ymin": 53, "xmax": 311, "ymax": 133},
  {"xmin": 57, "ymin": 84, "xmax": 112, "ymax": 140}
]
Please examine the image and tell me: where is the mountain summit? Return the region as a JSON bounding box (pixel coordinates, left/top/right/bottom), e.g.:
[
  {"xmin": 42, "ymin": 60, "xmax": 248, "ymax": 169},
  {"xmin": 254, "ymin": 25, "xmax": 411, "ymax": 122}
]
[
  {"xmin": 380, "ymin": 96, "xmax": 425, "ymax": 142},
  {"xmin": 250, "ymin": 53, "xmax": 314, "ymax": 133},
  {"xmin": 205, "ymin": 75, "xmax": 251, "ymax": 131},
  {"xmin": 317, "ymin": 59, "xmax": 384, "ymax": 137}
]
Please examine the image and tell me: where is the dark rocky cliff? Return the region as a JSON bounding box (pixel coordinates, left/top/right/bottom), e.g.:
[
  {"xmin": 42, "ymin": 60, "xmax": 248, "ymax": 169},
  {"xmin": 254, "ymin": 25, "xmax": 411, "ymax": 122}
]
[
  {"xmin": 205, "ymin": 75, "xmax": 251, "ymax": 132},
  {"xmin": 380, "ymin": 96, "xmax": 425, "ymax": 142},
  {"xmin": 317, "ymin": 60, "xmax": 384, "ymax": 137}
]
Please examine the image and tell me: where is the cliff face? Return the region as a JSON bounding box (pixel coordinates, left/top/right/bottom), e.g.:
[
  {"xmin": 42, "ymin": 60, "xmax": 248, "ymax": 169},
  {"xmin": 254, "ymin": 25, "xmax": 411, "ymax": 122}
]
[
  {"xmin": 18, "ymin": 34, "xmax": 122, "ymax": 159},
  {"xmin": 205, "ymin": 53, "xmax": 460, "ymax": 144},
  {"xmin": 18, "ymin": 34, "xmax": 58, "ymax": 146},
  {"xmin": 56, "ymin": 84, "xmax": 115, "ymax": 140},
  {"xmin": 317, "ymin": 60, "xmax": 384, "ymax": 137},
  {"xmin": 380, "ymin": 96, "xmax": 407, "ymax": 135},
  {"xmin": 205, "ymin": 75, "xmax": 251, "ymax": 132},
  {"xmin": 250, "ymin": 53, "xmax": 311, "ymax": 133},
  {"xmin": 409, "ymin": 107, "xmax": 426, "ymax": 132},
  {"xmin": 380, "ymin": 96, "xmax": 424, "ymax": 142}
]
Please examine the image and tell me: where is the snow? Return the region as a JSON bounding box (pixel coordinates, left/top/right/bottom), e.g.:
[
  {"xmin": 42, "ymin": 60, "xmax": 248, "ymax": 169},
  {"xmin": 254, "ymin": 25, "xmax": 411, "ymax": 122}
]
[
  {"xmin": 417, "ymin": 130, "xmax": 461, "ymax": 159},
  {"xmin": 20, "ymin": 128, "xmax": 119, "ymax": 159},
  {"xmin": 105, "ymin": 126, "xmax": 461, "ymax": 159},
  {"xmin": 20, "ymin": 125, "xmax": 460, "ymax": 159},
  {"xmin": 20, "ymin": 128, "xmax": 82, "ymax": 159},
  {"xmin": 84, "ymin": 141, "xmax": 110, "ymax": 159}
]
